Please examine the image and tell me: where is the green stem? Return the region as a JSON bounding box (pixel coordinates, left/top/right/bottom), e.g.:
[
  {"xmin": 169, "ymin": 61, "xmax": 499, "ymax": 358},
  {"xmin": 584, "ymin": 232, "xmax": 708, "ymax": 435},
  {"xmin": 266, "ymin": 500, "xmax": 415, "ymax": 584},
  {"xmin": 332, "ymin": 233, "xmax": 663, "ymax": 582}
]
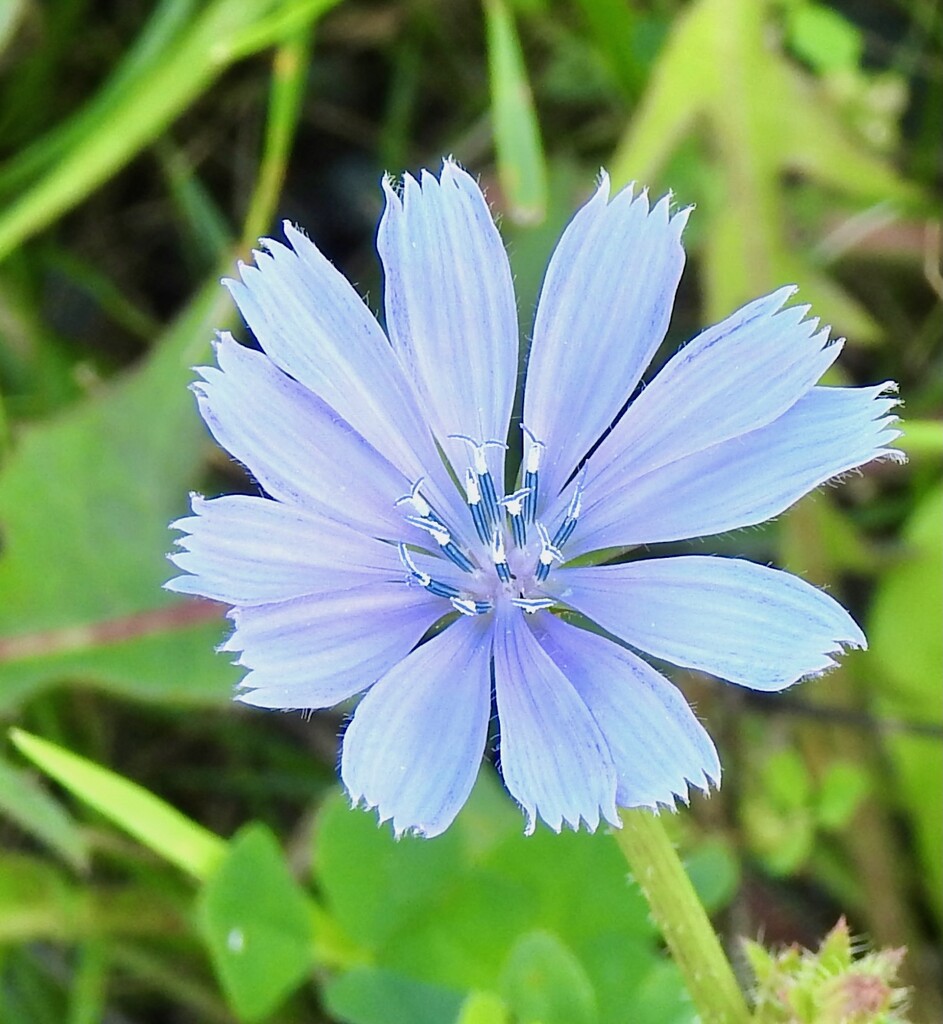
[{"xmin": 614, "ymin": 809, "xmax": 752, "ymax": 1024}]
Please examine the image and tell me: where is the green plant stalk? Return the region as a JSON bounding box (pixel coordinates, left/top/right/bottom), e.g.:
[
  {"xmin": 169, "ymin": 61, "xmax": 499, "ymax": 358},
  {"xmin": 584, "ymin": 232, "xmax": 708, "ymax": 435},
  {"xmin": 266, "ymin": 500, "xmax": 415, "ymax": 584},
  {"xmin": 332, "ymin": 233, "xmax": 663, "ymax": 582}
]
[
  {"xmin": 0, "ymin": 0, "xmax": 243, "ymax": 262},
  {"xmin": 0, "ymin": 0, "xmax": 336, "ymax": 262},
  {"xmin": 484, "ymin": 0, "xmax": 548, "ymax": 224},
  {"xmin": 242, "ymin": 28, "xmax": 314, "ymax": 244},
  {"xmin": 615, "ymin": 809, "xmax": 752, "ymax": 1024}
]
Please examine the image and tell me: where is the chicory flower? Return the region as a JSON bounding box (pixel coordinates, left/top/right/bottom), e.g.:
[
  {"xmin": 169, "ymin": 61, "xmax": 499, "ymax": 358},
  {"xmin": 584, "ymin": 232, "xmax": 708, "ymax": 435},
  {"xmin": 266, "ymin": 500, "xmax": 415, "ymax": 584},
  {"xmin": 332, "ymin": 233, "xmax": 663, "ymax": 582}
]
[{"xmin": 167, "ymin": 160, "xmax": 902, "ymax": 837}]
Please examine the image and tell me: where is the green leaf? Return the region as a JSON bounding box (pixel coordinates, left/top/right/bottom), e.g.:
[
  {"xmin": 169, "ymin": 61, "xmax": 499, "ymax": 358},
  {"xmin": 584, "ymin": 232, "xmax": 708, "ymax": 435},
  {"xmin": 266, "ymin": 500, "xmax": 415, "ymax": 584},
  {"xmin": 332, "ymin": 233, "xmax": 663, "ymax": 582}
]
[
  {"xmin": 481, "ymin": 823, "xmax": 656, "ymax": 944},
  {"xmin": 8, "ymin": 728, "xmax": 224, "ymax": 881},
  {"xmin": 0, "ymin": 280, "xmax": 239, "ymax": 710},
  {"xmin": 683, "ymin": 837, "xmax": 740, "ymax": 913},
  {"xmin": 379, "ymin": 866, "xmax": 534, "ymax": 991},
  {"xmin": 313, "ymin": 775, "xmax": 680, "ymax": 1021},
  {"xmin": 198, "ymin": 823, "xmax": 314, "ymax": 1023},
  {"xmin": 641, "ymin": 966, "xmax": 698, "ymax": 1024},
  {"xmin": 786, "ymin": 2, "xmax": 862, "ymax": 73},
  {"xmin": 0, "ymin": 853, "xmax": 78, "ymax": 944},
  {"xmin": 814, "ymin": 761, "xmax": 869, "ymax": 831},
  {"xmin": 868, "ymin": 482, "xmax": 943, "ymax": 918},
  {"xmin": 762, "ymin": 749, "xmax": 813, "ymax": 811},
  {"xmin": 499, "ymin": 930, "xmax": 597, "ymax": 1024},
  {"xmin": 748, "ymin": 810, "xmax": 815, "ymax": 875},
  {"xmin": 573, "ymin": 0, "xmax": 650, "ymax": 97},
  {"xmin": 484, "ymin": 0, "xmax": 548, "ymax": 224},
  {"xmin": 0, "ymin": 853, "xmax": 183, "ymax": 944},
  {"xmin": 324, "ymin": 966, "xmax": 466, "ymax": 1024},
  {"xmin": 456, "ymin": 991, "xmax": 510, "ymax": 1024},
  {"xmin": 0, "ymin": 754, "xmax": 89, "ymax": 871},
  {"xmin": 315, "ymin": 789, "xmax": 470, "ymax": 950},
  {"xmin": 0, "ymin": 618, "xmax": 237, "ymax": 714},
  {"xmin": 0, "ymin": 11, "xmax": 313, "ymax": 713}
]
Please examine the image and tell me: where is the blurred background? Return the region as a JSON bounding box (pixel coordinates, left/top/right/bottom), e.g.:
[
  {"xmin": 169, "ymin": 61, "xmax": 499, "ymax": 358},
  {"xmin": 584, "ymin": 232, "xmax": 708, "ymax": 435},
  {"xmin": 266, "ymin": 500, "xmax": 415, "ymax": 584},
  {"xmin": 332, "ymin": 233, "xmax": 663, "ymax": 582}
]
[{"xmin": 0, "ymin": 0, "xmax": 940, "ymax": 1021}]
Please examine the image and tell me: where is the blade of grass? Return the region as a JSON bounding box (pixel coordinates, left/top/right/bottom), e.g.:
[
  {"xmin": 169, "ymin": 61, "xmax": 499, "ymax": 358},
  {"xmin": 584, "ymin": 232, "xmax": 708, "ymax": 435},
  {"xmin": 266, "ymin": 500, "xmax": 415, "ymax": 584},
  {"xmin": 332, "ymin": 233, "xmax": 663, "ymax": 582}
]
[
  {"xmin": 0, "ymin": 755, "xmax": 90, "ymax": 871},
  {"xmin": 242, "ymin": 28, "xmax": 315, "ymax": 242},
  {"xmin": 9, "ymin": 728, "xmax": 225, "ymax": 881},
  {"xmin": 156, "ymin": 140, "xmax": 235, "ymax": 267},
  {"xmin": 484, "ymin": 0, "xmax": 547, "ymax": 224},
  {"xmin": 0, "ymin": 0, "xmax": 335, "ymax": 262},
  {"xmin": 0, "ymin": 0, "xmax": 198, "ymax": 197},
  {"xmin": 0, "ymin": 0, "xmax": 26, "ymax": 59},
  {"xmin": 66, "ymin": 941, "xmax": 107, "ymax": 1024},
  {"xmin": 218, "ymin": 0, "xmax": 337, "ymax": 65}
]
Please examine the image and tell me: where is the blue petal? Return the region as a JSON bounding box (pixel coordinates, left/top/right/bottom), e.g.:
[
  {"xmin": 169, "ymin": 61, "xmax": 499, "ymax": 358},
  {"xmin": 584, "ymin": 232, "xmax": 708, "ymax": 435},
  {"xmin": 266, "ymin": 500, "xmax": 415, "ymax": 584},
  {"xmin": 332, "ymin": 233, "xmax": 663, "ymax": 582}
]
[
  {"xmin": 166, "ymin": 494, "xmax": 400, "ymax": 605},
  {"xmin": 545, "ymin": 556, "xmax": 866, "ymax": 691},
  {"xmin": 230, "ymin": 584, "xmax": 445, "ymax": 710},
  {"xmin": 531, "ymin": 613, "xmax": 720, "ymax": 809},
  {"xmin": 226, "ymin": 225, "xmax": 470, "ymax": 539},
  {"xmin": 492, "ymin": 604, "xmax": 618, "ymax": 834},
  {"xmin": 195, "ymin": 335, "xmax": 410, "ymax": 536},
  {"xmin": 340, "ymin": 616, "xmax": 493, "ymax": 838},
  {"xmin": 571, "ymin": 288, "xmax": 841, "ymax": 507},
  {"xmin": 567, "ymin": 383, "xmax": 902, "ymax": 554},
  {"xmin": 523, "ymin": 177, "xmax": 688, "ymax": 504},
  {"xmin": 378, "ymin": 161, "xmax": 518, "ymax": 480}
]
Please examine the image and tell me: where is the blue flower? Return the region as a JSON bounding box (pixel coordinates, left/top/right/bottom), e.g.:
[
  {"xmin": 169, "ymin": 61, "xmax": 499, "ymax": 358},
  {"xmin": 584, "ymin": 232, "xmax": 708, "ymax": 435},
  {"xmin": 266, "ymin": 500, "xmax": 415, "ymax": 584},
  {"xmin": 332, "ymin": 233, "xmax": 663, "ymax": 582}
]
[{"xmin": 167, "ymin": 160, "xmax": 902, "ymax": 838}]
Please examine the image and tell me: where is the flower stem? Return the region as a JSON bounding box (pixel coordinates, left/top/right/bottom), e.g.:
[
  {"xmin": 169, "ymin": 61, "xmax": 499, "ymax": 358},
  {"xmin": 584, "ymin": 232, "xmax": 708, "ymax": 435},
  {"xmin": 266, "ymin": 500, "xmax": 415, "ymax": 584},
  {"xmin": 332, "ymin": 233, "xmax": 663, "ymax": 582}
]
[{"xmin": 614, "ymin": 808, "xmax": 752, "ymax": 1024}]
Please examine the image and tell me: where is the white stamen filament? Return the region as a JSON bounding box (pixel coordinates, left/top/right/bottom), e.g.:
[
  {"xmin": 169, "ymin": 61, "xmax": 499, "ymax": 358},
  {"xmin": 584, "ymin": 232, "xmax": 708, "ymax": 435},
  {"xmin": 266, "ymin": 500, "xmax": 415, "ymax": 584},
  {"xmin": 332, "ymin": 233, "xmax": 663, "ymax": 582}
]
[
  {"xmin": 451, "ymin": 597, "xmax": 478, "ymax": 617},
  {"xmin": 395, "ymin": 478, "xmax": 432, "ymax": 518},
  {"xmin": 535, "ymin": 522, "xmax": 563, "ymax": 565},
  {"xmin": 398, "ymin": 543, "xmax": 431, "ymax": 587},
  {"xmin": 393, "ymin": 438, "xmax": 580, "ymax": 612},
  {"xmin": 521, "ymin": 424, "xmax": 545, "ymax": 474},
  {"xmin": 405, "ymin": 514, "xmax": 451, "ymax": 548},
  {"xmin": 464, "ymin": 469, "xmax": 481, "ymax": 505},
  {"xmin": 500, "ymin": 487, "xmax": 531, "ymax": 518},
  {"xmin": 511, "ymin": 597, "xmax": 555, "ymax": 613}
]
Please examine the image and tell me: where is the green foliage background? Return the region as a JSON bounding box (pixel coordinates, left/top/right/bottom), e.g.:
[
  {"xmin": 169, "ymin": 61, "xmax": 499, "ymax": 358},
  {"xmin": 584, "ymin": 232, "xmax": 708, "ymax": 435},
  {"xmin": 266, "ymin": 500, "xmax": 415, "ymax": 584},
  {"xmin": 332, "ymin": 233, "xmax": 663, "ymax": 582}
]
[{"xmin": 0, "ymin": 0, "xmax": 940, "ymax": 1021}]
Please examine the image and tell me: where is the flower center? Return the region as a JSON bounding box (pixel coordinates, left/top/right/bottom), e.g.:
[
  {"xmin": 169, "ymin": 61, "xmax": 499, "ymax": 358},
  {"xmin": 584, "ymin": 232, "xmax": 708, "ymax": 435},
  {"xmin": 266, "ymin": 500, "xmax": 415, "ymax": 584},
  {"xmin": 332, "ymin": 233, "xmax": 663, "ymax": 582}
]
[{"xmin": 395, "ymin": 430, "xmax": 584, "ymax": 618}]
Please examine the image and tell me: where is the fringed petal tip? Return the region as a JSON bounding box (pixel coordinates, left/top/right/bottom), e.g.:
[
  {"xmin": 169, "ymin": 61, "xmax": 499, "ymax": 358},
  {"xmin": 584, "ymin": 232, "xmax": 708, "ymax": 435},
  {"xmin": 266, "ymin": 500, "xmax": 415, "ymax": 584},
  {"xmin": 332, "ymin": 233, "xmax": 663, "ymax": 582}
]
[
  {"xmin": 586, "ymin": 171, "xmax": 693, "ymax": 230},
  {"xmin": 838, "ymin": 620, "xmax": 868, "ymax": 653},
  {"xmin": 675, "ymin": 761, "xmax": 722, "ymax": 806},
  {"xmin": 345, "ymin": 793, "xmax": 451, "ymax": 841},
  {"xmin": 162, "ymin": 511, "xmax": 216, "ymax": 583},
  {"xmin": 381, "ymin": 171, "xmax": 401, "ymax": 206},
  {"xmin": 339, "ymin": 617, "xmax": 492, "ymax": 840},
  {"xmin": 189, "ymin": 331, "xmax": 235, "ymax": 382},
  {"xmin": 797, "ymin": 627, "xmax": 868, "ymax": 681},
  {"xmin": 876, "ymin": 448, "xmax": 909, "ymax": 467},
  {"xmin": 684, "ymin": 763, "xmax": 722, "ymax": 803},
  {"xmin": 162, "ymin": 572, "xmax": 194, "ymax": 595},
  {"xmin": 776, "ymin": 621, "xmax": 868, "ymax": 689},
  {"xmin": 517, "ymin": 796, "xmax": 621, "ymax": 838},
  {"xmin": 234, "ymin": 688, "xmax": 309, "ymax": 715},
  {"xmin": 617, "ymin": 761, "xmax": 721, "ymax": 817},
  {"xmin": 281, "ymin": 217, "xmax": 303, "ymax": 238},
  {"xmin": 379, "ymin": 158, "xmax": 475, "ymax": 207},
  {"xmin": 873, "ymin": 380, "xmax": 909, "ymax": 465},
  {"xmin": 166, "ymin": 492, "xmax": 206, "ymax": 534},
  {"xmin": 212, "ymin": 327, "xmax": 234, "ymax": 349}
]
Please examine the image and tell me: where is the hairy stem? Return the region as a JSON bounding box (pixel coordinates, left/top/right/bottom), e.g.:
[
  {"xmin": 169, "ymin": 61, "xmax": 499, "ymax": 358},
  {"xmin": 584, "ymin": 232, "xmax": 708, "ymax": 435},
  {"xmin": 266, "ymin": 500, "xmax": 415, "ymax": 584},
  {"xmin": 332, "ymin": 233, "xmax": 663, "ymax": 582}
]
[{"xmin": 615, "ymin": 809, "xmax": 752, "ymax": 1024}]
